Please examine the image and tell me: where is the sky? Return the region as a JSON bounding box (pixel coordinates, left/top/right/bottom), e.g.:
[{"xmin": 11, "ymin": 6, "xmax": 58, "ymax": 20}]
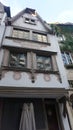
[{"xmin": 1, "ymin": 0, "xmax": 73, "ymax": 23}]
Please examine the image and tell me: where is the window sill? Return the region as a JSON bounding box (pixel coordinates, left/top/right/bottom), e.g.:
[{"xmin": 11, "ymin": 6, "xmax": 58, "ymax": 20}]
[
  {"xmin": 35, "ymin": 69, "xmax": 59, "ymax": 74},
  {"xmin": 5, "ymin": 36, "xmax": 51, "ymax": 46},
  {"xmin": 2, "ymin": 66, "xmax": 59, "ymax": 74},
  {"xmin": 65, "ymin": 64, "xmax": 73, "ymax": 69},
  {"xmin": 2, "ymin": 66, "xmax": 30, "ymax": 72}
]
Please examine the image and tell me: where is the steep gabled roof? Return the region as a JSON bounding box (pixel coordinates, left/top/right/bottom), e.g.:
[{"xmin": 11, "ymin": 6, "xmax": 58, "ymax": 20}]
[{"xmin": 11, "ymin": 8, "xmax": 53, "ymax": 34}]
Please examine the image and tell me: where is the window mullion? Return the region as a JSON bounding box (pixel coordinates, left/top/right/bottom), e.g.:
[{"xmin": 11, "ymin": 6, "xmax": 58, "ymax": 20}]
[{"xmin": 43, "ymin": 58, "xmax": 45, "ymax": 70}]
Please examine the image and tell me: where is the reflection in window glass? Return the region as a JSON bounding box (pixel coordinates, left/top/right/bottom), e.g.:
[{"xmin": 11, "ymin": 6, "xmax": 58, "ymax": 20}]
[
  {"xmin": 12, "ymin": 29, "xmax": 29, "ymax": 39},
  {"xmin": 61, "ymin": 53, "xmax": 67, "ymax": 65},
  {"xmin": 37, "ymin": 56, "xmax": 52, "ymax": 70},
  {"xmin": 66, "ymin": 53, "xmax": 72, "ymax": 64},
  {"xmin": 61, "ymin": 52, "xmax": 73, "ymax": 65},
  {"xmin": 33, "ymin": 33, "xmax": 47, "ymax": 42},
  {"xmin": 25, "ymin": 18, "xmax": 30, "ymax": 23},
  {"xmin": 25, "ymin": 17, "xmax": 36, "ymax": 24},
  {"xmin": 9, "ymin": 53, "xmax": 27, "ymax": 68},
  {"xmin": 18, "ymin": 30, "xmax": 24, "ymax": 38}
]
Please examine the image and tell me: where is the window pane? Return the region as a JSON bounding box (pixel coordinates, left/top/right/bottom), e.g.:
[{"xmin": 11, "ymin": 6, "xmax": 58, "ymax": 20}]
[
  {"xmin": 37, "ymin": 56, "xmax": 44, "ymax": 70},
  {"xmin": 61, "ymin": 52, "xmax": 73, "ymax": 65},
  {"xmin": 25, "ymin": 18, "xmax": 30, "ymax": 23},
  {"xmin": 42, "ymin": 35, "xmax": 47, "ymax": 42},
  {"xmin": 18, "ymin": 54, "xmax": 27, "ymax": 67},
  {"xmin": 61, "ymin": 53, "xmax": 67, "ymax": 65},
  {"xmin": 9, "ymin": 53, "xmax": 27, "ymax": 68},
  {"xmin": 12, "ymin": 30, "xmax": 18, "ymax": 37},
  {"xmin": 66, "ymin": 53, "xmax": 72, "ymax": 64},
  {"xmin": 31, "ymin": 19, "xmax": 35, "ymax": 24},
  {"xmin": 24, "ymin": 31, "xmax": 29, "ymax": 39},
  {"xmin": 33, "ymin": 33, "xmax": 37, "ymax": 41},
  {"xmin": 18, "ymin": 30, "xmax": 24, "ymax": 38},
  {"xmin": 68, "ymin": 80, "xmax": 73, "ymax": 88},
  {"xmin": 9, "ymin": 53, "xmax": 18, "ymax": 67},
  {"xmin": 37, "ymin": 34, "xmax": 42, "ymax": 42},
  {"xmin": 33, "ymin": 33, "xmax": 47, "ymax": 42},
  {"xmin": 37, "ymin": 56, "xmax": 52, "ymax": 70},
  {"xmin": 44, "ymin": 57, "xmax": 52, "ymax": 70},
  {"xmin": 12, "ymin": 29, "xmax": 29, "ymax": 39}
]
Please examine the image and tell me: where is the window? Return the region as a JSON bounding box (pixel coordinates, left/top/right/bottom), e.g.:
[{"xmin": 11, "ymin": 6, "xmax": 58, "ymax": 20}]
[
  {"xmin": 68, "ymin": 80, "xmax": 73, "ymax": 88},
  {"xmin": 12, "ymin": 29, "xmax": 29, "ymax": 39},
  {"xmin": 25, "ymin": 17, "xmax": 36, "ymax": 25},
  {"xmin": 25, "ymin": 18, "xmax": 30, "ymax": 23},
  {"xmin": 36, "ymin": 55, "xmax": 52, "ymax": 71},
  {"xmin": 61, "ymin": 52, "xmax": 73, "ymax": 65},
  {"xmin": 33, "ymin": 33, "xmax": 47, "ymax": 42},
  {"xmin": 9, "ymin": 52, "xmax": 27, "ymax": 68}
]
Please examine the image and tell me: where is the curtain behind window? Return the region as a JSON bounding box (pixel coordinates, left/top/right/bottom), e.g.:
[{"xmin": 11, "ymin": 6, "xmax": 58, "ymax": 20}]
[{"xmin": 1, "ymin": 98, "xmax": 46, "ymax": 130}]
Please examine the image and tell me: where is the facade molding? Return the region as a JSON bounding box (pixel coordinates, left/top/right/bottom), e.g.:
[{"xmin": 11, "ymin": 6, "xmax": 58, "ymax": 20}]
[{"xmin": 0, "ymin": 87, "xmax": 68, "ymax": 98}]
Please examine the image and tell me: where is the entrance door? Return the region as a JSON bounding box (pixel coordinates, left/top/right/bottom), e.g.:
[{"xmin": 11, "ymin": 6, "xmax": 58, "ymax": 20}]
[{"xmin": 45, "ymin": 103, "xmax": 59, "ymax": 130}]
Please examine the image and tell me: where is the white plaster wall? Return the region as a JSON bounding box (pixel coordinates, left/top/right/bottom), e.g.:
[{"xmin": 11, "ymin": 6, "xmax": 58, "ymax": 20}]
[
  {"xmin": 3, "ymin": 33, "xmax": 69, "ymax": 88},
  {"xmin": 12, "ymin": 15, "xmax": 48, "ymax": 32},
  {"xmin": 0, "ymin": 25, "xmax": 5, "ymax": 47},
  {"xmin": 1, "ymin": 12, "xmax": 69, "ymax": 89},
  {"xmin": 0, "ymin": 49, "xmax": 4, "ymax": 66},
  {"xmin": 59, "ymin": 104, "xmax": 70, "ymax": 130},
  {"xmin": 2, "ymin": 29, "xmax": 69, "ymax": 89},
  {"xmin": 0, "ymin": 71, "xmax": 69, "ymax": 88},
  {"xmin": 52, "ymin": 36, "xmax": 69, "ymax": 89},
  {"xmin": 66, "ymin": 69, "xmax": 73, "ymax": 80},
  {"xmin": 0, "ymin": 23, "xmax": 6, "ymax": 66},
  {"xmin": 3, "ymin": 33, "xmax": 60, "ymax": 53},
  {"xmin": 5, "ymin": 26, "xmax": 12, "ymax": 37}
]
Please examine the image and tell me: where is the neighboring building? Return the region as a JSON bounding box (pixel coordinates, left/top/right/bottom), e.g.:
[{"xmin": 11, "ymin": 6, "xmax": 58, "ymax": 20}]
[
  {"xmin": 0, "ymin": 3, "xmax": 70, "ymax": 130},
  {"xmin": 51, "ymin": 23, "xmax": 73, "ymax": 130}
]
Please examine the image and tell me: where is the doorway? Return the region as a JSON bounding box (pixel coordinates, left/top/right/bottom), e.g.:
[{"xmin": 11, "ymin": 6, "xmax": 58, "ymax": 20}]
[{"xmin": 45, "ymin": 103, "xmax": 59, "ymax": 130}]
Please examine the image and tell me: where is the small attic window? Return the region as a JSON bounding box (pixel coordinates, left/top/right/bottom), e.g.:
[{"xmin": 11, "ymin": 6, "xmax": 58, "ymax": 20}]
[
  {"xmin": 31, "ymin": 19, "xmax": 36, "ymax": 24},
  {"xmin": 25, "ymin": 18, "xmax": 30, "ymax": 23},
  {"xmin": 24, "ymin": 17, "xmax": 36, "ymax": 25}
]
